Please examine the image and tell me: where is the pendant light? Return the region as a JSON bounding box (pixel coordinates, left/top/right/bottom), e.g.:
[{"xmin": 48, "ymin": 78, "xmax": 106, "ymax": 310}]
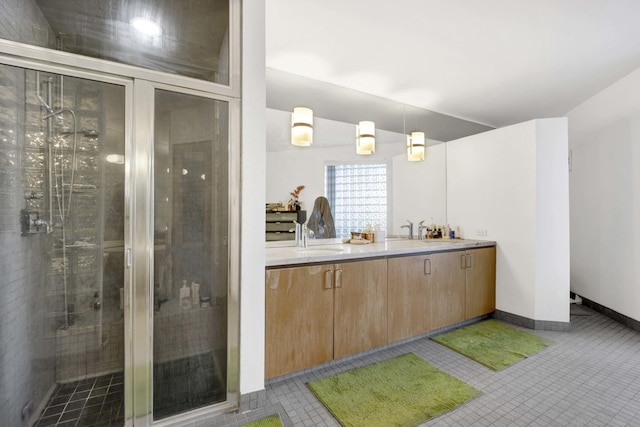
[
  {"xmin": 356, "ymin": 121, "xmax": 375, "ymax": 155},
  {"xmin": 291, "ymin": 107, "xmax": 313, "ymax": 146},
  {"xmin": 407, "ymin": 131, "xmax": 425, "ymax": 161}
]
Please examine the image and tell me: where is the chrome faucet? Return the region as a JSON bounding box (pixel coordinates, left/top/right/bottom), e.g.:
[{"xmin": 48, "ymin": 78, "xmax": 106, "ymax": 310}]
[
  {"xmin": 401, "ymin": 220, "xmax": 414, "ymax": 239},
  {"xmin": 301, "ymin": 223, "xmax": 309, "ymax": 248},
  {"xmin": 417, "ymin": 220, "xmax": 429, "ymax": 240},
  {"xmin": 294, "ymin": 221, "xmax": 309, "ymax": 248}
]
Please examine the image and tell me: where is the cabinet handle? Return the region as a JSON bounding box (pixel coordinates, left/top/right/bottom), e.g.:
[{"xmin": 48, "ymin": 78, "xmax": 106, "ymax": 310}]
[
  {"xmin": 324, "ymin": 270, "xmax": 333, "ymax": 290},
  {"xmin": 424, "ymin": 259, "xmax": 431, "ymax": 275},
  {"xmin": 335, "ymin": 268, "xmax": 343, "ymax": 288},
  {"xmin": 466, "ymin": 253, "xmax": 472, "ymax": 268},
  {"xmin": 461, "ymin": 254, "xmax": 466, "ymax": 269}
]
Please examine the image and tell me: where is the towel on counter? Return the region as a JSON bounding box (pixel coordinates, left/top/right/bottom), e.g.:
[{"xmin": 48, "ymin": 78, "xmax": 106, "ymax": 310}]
[{"xmin": 307, "ymin": 196, "xmax": 336, "ymax": 238}]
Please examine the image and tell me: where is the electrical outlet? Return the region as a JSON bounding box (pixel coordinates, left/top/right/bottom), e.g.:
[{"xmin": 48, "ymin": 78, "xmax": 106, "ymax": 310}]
[{"xmin": 476, "ymin": 229, "xmax": 487, "ymax": 237}]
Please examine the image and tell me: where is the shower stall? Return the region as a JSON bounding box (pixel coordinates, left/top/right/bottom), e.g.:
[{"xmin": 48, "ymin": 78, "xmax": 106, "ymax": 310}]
[
  {"xmin": 0, "ymin": 58, "xmax": 233, "ymax": 426},
  {"xmin": 34, "ymin": 70, "xmax": 125, "ymax": 379},
  {"xmin": 0, "ymin": 62, "xmax": 127, "ymax": 425},
  {"xmin": 0, "ymin": 0, "xmax": 237, "ymax": 424}
]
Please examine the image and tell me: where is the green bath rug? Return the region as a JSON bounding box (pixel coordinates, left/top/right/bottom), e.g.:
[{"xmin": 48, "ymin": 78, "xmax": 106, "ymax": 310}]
[
  {"xmin": 242, "ymin": 414, "xmax": 283, "ymax": 427},
  {"xmin": 307, "ymin": 353, "xmax": 480, "ymax": 427},
  {"xmin": 432, "ymin": 319, "xmax": 552, "ymax": 371}
]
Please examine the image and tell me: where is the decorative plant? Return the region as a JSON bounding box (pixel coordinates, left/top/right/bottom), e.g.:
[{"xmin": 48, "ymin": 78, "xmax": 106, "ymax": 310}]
[{"xmin": 289, "ymin": 185, "xmax": 305, "ymax": 208}]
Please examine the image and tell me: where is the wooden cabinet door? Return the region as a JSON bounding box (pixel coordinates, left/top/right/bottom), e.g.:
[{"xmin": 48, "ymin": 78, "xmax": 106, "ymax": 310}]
[
  {"xmin": 265, "ymin": 265, "xmax": 334, "ymax": 379},
  {"xmin": 465, "ymin": 246, "xmax": 497, "ymax": 318},
  {"xmin": 430, "ymin": 251, "xmax": 466, "ymax": 329},
  {"xmin": 387, "ymin": 255, "xmax": 432, "ymax": 343},
  {"xmin": 333, "ymin": 259, "xmax": 388, "ymax": 359}
]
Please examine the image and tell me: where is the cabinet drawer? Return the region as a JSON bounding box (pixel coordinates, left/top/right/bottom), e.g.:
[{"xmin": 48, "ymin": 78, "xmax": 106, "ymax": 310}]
[
  {"xmin": 266, "ymin": 222, "xmax": 296, "ymax": 232},
  {"xmin": 266, "ymin": 232, "xmax": 295, "ymax": 241},
  {"xmin": 266, "ymin": 212, "xmax": 298, "ymax": 222}
]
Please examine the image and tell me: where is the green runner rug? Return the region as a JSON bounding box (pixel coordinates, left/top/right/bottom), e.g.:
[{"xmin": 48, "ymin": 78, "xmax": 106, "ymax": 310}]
[
  {"xmin": 432, "ymin": 319, "xmax": 552, "ymax": 371},
  {"xmin": 307, "ymin": 353, "xmax": 480, "ymax": 427},
  {"xmin": 242, "ymin": 414, "xmax": 283, "ymax": 427}
]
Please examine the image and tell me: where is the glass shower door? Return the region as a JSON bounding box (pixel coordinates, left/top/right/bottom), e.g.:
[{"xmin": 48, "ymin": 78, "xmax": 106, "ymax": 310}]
[
  {"xmin": 0, "ymin": 61, "xmax": 126, "ymax": 426},
  {"xmin": 152, "ymin": 89, "xmax": 229, "ymax": 419}
]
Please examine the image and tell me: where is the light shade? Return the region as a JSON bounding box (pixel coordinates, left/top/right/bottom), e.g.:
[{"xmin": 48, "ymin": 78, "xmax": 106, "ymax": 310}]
[
  {"xmin": 356, "ymin": 121, "xmax": 375, "ymax": 155},
  {"xmin": 407, "ymin": 131, "xmax": 426, "ymax": 161},
  {"xmin": 291, "ymin": 107, "xmax": 313, "ymax": 146}
]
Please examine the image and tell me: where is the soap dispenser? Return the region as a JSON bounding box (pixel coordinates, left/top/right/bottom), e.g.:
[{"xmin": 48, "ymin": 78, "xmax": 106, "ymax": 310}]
[{"xmin": 180, "ymin": 280, "xmax": 191, "ymax": 310}]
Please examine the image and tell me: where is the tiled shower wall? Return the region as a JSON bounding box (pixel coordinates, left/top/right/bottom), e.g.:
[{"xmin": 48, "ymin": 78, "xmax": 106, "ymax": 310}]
[
  {"xmin": 0, "ymin": 3, "xmax": 56, "ymax": 425},
  {"xmin": 45, "ymin": 79, "xmax": 125, "ymax": 382},
  {"xmin": 0, "ymin": 65, "xmax": 56, "ymax": 426}
]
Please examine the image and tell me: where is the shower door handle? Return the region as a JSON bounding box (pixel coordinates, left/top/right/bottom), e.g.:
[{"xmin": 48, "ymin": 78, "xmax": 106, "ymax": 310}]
[{"xmin": 125, "ymin": 248, "xmax": 132, "ymax": 268}]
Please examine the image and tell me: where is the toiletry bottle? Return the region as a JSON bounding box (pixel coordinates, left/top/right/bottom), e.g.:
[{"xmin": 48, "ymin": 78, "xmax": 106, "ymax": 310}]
[
  {"xmin": 191, "ymin": 282, "xmax": 200, "ymax": 307},
  {"xmin": 180, "ymin": 280, "xmax": 191, "ymax": 310}
]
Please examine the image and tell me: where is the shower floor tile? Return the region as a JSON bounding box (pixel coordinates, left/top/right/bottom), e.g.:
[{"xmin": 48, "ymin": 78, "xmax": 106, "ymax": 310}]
[{"xmin": 33, "ymin": 372, "xmax": 123, "ymax": 427}]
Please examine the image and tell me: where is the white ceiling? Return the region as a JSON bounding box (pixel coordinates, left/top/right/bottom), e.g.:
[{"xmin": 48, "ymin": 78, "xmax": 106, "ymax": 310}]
[{"xmin": 266, "ymin": 0, "xmax": 640, "ymax": 128}]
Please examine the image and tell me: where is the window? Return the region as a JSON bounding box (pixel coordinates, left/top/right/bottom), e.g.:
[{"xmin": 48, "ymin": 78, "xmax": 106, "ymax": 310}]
[{"xmin": 325, "ymin": 164, "xmax": 387, "ymax": 238}]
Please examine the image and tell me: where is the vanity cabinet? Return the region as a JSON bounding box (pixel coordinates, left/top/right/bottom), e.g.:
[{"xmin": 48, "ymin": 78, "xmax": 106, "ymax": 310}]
[
  {"xmin": 430, "ymin": 251, "xmax": 467, "ymax": 329},
  {"xmin": 464, "ymin": 246, "xmax": 496, "ymax": 319},
  {"xmin": 265, "ymin": 258, "xmax": 387, "ymax": 379},
  {"xmin": 265, "ymin": 210, "xmax": 306, "ymax": 241},
  {"xmin": 265, "ymin": 244, "xmax": 495, "ymax": 379},
  {"xmin": 387, "ymin": 255, "xmax": 432, "ymax": 342},
  {"xmin": 429, "ymin": 247, "xmax": 497, "ymax": 328},
  {"xmin": 388, "ymin": 248, "xmax": 495, "ymax": 338},
  {"xmin": 333, "ymin": 259, "xmax": 387, "ymax": 359}
]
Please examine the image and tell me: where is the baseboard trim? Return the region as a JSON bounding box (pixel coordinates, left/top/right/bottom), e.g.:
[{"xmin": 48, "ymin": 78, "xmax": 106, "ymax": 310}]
[
  {"xmin": 493, "ymin": 310, "xmax": 571, "ymax": 332},
  {"xmin": 580, "ymin": 297, "xmax": 640, "ymax": 333}
]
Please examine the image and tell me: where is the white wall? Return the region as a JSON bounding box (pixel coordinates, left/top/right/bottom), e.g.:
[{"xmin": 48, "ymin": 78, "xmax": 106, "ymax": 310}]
[
  {"xmin": 534, "ymin": 120, "xmax": 571, "ymax": 321},
  {"xmin": 566, "ymin": 66, "xmax": 640, "ymax": 322},
  {"xmin": 240, "ymin": 0, "xmax": 266, "ymax": 395},
  {"xmin": 447, "ymin": 119, "xmax": 570, "ymax": 323}
]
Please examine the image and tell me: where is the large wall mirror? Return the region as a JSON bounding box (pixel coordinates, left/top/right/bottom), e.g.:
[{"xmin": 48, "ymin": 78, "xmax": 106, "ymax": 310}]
[{"xmin": 265, "ymin": 69, "xmax": 492, "ymax": 244}]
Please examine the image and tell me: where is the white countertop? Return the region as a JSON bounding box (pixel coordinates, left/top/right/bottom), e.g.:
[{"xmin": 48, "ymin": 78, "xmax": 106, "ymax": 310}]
[{"xmin": 265, "ymin": 237, "xmax": 496, "ymax": 267}]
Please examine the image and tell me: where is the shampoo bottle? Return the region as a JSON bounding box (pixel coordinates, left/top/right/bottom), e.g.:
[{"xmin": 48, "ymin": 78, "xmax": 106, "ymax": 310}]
[{"xmin": 180, "ymin": 280, "xmax": 191, "ymax": 310}]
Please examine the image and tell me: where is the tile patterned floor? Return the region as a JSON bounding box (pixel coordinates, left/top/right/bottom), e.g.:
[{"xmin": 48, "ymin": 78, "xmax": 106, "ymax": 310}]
[
  {"xmin": 32, "ymin": 305, "xmax": 640, "ymax": 426},
  {"xmin": 194, "ymin": 304, "xmax": 640, "ymax": 426},
  {"xmin": 33, "ymin": 372, "xmax": 124, "ymax": 427},
  {"xmin": 153, "ymin": 351, "xmax": 226, "ymax": 420}
]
